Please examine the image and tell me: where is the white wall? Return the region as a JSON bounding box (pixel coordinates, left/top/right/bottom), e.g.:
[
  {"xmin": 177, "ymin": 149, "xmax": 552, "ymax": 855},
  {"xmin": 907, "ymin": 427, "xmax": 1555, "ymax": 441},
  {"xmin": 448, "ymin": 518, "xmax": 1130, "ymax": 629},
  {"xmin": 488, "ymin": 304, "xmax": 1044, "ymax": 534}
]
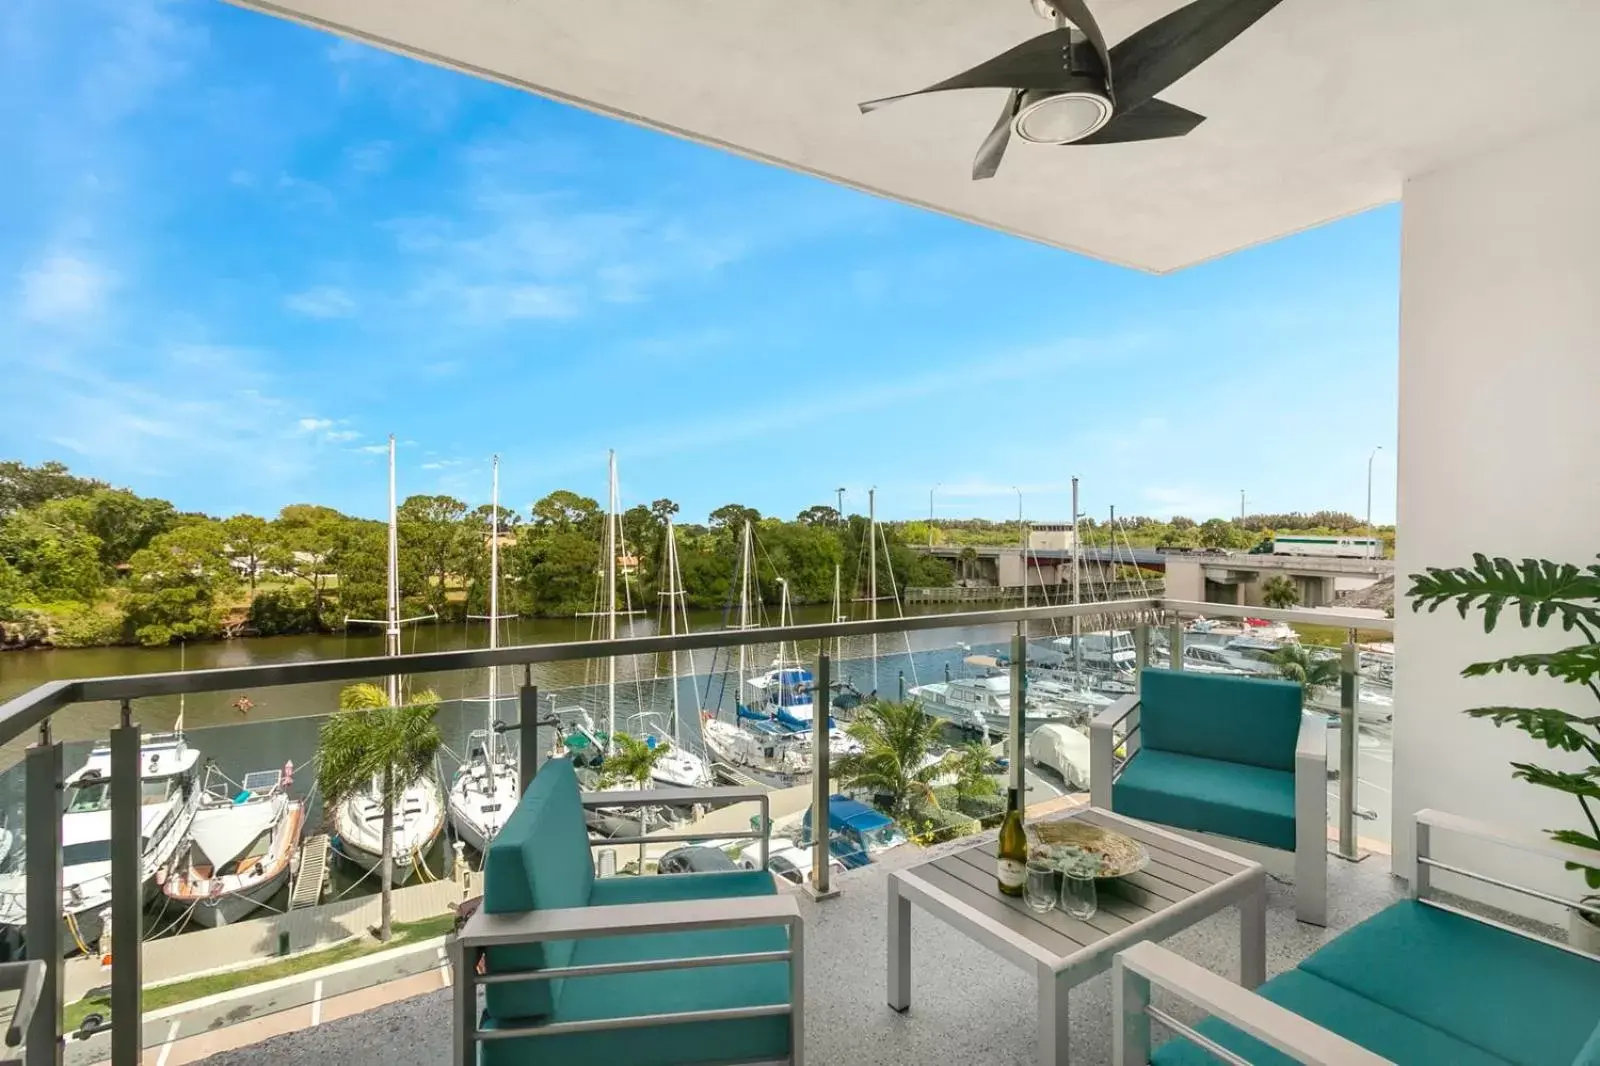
[{"xmin": 1392, "ymin": 114, "xmax": 1600, "ymax": 913}]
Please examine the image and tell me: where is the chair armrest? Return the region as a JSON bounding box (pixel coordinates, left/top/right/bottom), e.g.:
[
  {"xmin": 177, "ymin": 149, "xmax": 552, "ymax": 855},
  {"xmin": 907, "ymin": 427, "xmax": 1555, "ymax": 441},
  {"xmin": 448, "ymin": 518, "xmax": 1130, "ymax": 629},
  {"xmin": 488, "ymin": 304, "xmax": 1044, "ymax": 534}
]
[
  {"xmin": 582, "ymin": 785, "xmax": 768, "ymax": 808},
  {"xmin": 0, "ymin": 961, "xmax": 44, "ymax": 1048},
  {"xmin": 458, "ymin": 892, "xmax": 800, "ymax": 948},
  {"xmin": 1114, "ymin": 942, "xmax": 1392, "ymax": 1066},
  {"xmin": 1089, "ymin": 696, "xmax": 1138, "ymax": 809},
  {"xmin": 1091, "ymin": 693, "xmax": 1140, "ymax": 732},
  {"xmin": 1417, "ymin": 808, "xmax": 1599, "ymax": 869},
  {"xmin": 1295, "ymin": 713, "xmax": 1326, "ymax": 768}
]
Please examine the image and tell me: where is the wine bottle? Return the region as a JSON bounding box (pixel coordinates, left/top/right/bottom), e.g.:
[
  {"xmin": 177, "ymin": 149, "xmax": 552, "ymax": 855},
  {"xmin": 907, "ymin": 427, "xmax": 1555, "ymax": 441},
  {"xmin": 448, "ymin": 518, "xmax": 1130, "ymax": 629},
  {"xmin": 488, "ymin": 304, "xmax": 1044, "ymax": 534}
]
[{"xmin": 997, "ymin": 787, "xmax": 1026, "ymax": 897}]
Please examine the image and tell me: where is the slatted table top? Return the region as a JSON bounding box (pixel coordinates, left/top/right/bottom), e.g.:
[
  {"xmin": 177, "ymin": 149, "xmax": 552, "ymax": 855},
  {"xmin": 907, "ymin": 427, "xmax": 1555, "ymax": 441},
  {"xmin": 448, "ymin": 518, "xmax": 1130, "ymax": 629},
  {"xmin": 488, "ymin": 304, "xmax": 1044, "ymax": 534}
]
[{"xmin": 894, "ymin": 806, "xmax": 1263, "ymax": 969}]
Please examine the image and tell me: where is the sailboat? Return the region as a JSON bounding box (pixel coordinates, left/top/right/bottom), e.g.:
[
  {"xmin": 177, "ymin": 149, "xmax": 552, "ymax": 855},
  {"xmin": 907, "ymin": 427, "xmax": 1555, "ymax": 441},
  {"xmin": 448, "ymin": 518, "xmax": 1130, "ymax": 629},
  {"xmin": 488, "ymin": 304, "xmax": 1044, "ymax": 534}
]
[
  {"xmin": 571, "ymin": 452, "xmax": 700, "ymax": 838},
  {"xmin": 448, "ymin": 456, "xmax": 521, "ymax": 853},
  {"xmin": 158, "ymin": 764, "xmax": 304, "ymax": 927},
  {"xmin": 637, "ymin": 516, "xmax": 711, "ymax": 789},
  {"xmin": 332, "ymin": 434, "xmax": 447, "ymax": 886},
  {"xmin": 702, "ymin": 521, "xmax": 860, "ymax": 787}
]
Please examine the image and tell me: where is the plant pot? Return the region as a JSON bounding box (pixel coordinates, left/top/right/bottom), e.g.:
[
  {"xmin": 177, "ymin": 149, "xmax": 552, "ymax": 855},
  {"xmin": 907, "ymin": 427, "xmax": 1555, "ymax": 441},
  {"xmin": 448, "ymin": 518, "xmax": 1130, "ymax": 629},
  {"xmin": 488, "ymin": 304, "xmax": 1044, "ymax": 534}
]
[{"xmin": 1568, "ymin": 906, "xmax": 1600, "ymax": 955}]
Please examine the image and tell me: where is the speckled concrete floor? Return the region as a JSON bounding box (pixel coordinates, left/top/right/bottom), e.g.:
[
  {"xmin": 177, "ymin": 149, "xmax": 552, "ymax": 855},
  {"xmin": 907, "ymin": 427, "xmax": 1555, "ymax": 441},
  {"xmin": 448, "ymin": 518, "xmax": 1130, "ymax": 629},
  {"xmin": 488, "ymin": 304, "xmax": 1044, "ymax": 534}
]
[{"xmin": 194, "ymin": 850, "xmax": 1402, "ymax": 1066}]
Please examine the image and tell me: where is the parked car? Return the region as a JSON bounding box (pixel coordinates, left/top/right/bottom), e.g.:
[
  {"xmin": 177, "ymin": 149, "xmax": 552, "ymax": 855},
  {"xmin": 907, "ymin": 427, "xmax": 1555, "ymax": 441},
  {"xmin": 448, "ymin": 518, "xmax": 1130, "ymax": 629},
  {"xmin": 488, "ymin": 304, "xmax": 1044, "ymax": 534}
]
[
  {"xmin": 735, "ymin": 842, "xmax": 846, "ymax": 886},
  {"xmin": 655, "ymin": 845, "xmax": 738, "ymax": 875}
]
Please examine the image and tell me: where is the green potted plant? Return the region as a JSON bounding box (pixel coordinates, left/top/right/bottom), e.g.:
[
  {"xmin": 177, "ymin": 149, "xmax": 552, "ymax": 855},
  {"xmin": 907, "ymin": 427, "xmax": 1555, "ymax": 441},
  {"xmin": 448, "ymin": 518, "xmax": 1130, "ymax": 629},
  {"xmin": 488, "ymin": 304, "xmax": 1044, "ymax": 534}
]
[{"xmin": 1409, "ymin": 554, "xmax": 1600, "ymax": 951}]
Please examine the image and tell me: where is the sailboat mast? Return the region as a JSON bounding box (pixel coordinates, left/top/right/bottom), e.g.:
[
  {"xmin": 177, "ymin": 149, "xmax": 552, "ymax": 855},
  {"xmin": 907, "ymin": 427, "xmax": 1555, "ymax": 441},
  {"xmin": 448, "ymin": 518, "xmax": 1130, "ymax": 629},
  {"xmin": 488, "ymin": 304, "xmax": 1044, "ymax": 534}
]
[
  {"xmin": 1072, "ymin": 476, "xmax": 1082, "ymax": 678},
  {"xmin": 737, "ymin": 520, "xmax": 752, "ymax": 697},
  {"xmin": 868, "ymin": 488, "xmax": 878, "ymax": 693},
  {"xmin": 386, "ymin": 434, "xmax": 400, "ymax": 706},
  {"xmin": 665, "ymin": 517, "xmax": 681, "ymax": 746},
  {"xmin": 487, "ymin": 455, "xmax": 501, "ymax": 763},
  {"xmin": 606, "ymin": 450, "xmax": 618, "ymax": 740}
]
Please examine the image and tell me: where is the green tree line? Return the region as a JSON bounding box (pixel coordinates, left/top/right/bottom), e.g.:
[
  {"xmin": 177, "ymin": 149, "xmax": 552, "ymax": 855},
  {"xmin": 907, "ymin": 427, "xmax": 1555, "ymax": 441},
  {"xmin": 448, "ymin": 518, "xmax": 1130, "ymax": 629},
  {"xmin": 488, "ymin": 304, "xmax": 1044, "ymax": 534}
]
[
  {"xmin": 0, "ymin": 461, "xmax": 953, "ymax": 648},
  {"xmin": 903, "ymin": 510, "xmax": 1395, "ymax": 555}
]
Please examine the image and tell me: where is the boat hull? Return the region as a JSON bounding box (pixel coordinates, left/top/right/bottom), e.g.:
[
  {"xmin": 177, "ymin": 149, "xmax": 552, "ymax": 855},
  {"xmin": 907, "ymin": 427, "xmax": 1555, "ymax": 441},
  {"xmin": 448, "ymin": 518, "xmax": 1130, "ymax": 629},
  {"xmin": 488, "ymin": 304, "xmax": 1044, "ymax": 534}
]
[{"xmin": 179, "ymin": 862, "xmax": 293, "ymax": 928}]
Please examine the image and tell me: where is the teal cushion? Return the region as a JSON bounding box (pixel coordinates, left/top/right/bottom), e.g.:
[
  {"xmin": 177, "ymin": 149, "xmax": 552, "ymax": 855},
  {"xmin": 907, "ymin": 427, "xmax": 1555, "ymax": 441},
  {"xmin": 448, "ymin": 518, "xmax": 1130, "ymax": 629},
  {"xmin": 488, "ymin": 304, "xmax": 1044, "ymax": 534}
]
[
  {"xmin": 483, "ymin": 759, "xmax": 595, "ymax": 1019},
  {"xmin": 1139, "ymin": 669, "xmax": 1303, "ymax": 771},
  {"xmin": 589, "ymin": 869, "xmax": 778, "ymax": 906},
  {"xmin": 1113, "ymin": 748, "xmax": 1295, "ymax": 850},
  {"xmin": 1573, "ymin": 1019, "xmax": 1600, "ymax": 1066},
  {"xmin": 1298, "ymin": 900, "xmax": 1600, "ymax": 1066},
  {"xmin": 1151, "ymin": 968, "xmax": 1512, "ymax": 1066},
  {"xmin": 479, "ymin": 922, "xmax": 793, "ymax": 1066}
]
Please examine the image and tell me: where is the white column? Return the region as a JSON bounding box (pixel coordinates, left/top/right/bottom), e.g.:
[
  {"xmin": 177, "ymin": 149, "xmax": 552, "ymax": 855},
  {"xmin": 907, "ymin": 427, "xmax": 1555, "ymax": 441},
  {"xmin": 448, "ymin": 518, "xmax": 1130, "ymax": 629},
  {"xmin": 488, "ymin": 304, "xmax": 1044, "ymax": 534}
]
[{"xmin": 1392, "ymin": 114, "xmax": 1600, "ymax": 911}]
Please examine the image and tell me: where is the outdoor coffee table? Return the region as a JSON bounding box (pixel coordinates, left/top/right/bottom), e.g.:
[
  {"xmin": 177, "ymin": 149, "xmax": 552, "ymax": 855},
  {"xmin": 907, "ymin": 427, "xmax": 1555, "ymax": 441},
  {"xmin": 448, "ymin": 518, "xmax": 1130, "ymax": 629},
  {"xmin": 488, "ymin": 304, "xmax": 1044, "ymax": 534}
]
[{"xmin": 887, "ymin": 806, "xmax": 1266, "ymax": 1066}]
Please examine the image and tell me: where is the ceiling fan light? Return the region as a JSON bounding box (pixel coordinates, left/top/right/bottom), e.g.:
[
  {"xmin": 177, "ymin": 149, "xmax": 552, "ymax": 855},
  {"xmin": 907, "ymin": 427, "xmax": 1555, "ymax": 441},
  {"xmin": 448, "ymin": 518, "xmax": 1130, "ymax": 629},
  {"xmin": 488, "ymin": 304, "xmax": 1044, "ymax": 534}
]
[{"xmin": 1012, "ymin": 88, "xmax": 1112, "ymax": 144}]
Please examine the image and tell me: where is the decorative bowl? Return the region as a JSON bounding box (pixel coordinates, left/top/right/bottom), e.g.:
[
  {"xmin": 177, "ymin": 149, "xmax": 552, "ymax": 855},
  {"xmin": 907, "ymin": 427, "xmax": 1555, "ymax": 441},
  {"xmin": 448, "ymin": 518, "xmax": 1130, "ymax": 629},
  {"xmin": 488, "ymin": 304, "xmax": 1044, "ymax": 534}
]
[{"xmin": 1028, "ymin": 820, "xmax": 1150, "ymax": 879}]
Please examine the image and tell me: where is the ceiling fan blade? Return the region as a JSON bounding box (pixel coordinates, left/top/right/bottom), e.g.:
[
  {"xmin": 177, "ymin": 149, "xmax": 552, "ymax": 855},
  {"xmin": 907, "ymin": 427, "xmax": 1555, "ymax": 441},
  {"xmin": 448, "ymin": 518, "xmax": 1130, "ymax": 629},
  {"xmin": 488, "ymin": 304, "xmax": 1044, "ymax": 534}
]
[
  {"xmin": 859, "ymin": 28, "xmax": 1077, "ymax": 113},
  {"xmin": 1049, "ymin": 0, "xmax": 1111, "ymax": 90},
  {"xmin": 1074, "ymin": 98, "xmax": 1205, "ymax": 144},
  {"xmin": 972, "ymin": 89, "xmax": 1023, "ymax": 180},
  {"xmin": 1107, "ymin": 0, "xmax": 1284, "ymax": 116}
]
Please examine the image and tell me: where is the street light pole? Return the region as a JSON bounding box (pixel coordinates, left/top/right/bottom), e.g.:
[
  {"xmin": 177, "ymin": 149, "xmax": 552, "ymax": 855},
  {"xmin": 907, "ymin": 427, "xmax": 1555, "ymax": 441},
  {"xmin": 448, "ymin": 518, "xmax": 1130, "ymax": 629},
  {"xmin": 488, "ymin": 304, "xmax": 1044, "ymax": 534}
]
[
  {"xmin": 1013, "ymin": 486, "xmax": 1026, "ymax": 609},
  {"xmin": 929, "ymin": 483, "xmax": 940, "ymax": 548},
  {"xmin": 836, "ymin": 487, "xmax": 846, "ymax": 524},
  {"xmin": 1366, "ymin": 447, "xmax": 1383, "ymax": 558},
  {"xmin": 1240, "ymin": 489, "xmax": 1246, "ymax": 523}
]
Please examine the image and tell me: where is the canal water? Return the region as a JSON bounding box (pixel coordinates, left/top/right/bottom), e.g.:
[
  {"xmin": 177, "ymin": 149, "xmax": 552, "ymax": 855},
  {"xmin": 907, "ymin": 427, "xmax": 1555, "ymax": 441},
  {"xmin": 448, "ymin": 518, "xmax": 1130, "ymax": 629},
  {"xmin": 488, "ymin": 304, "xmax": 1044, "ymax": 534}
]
[{"xmin": 0, "ymin": 604, "xmax": 1040, "ymax": 941}]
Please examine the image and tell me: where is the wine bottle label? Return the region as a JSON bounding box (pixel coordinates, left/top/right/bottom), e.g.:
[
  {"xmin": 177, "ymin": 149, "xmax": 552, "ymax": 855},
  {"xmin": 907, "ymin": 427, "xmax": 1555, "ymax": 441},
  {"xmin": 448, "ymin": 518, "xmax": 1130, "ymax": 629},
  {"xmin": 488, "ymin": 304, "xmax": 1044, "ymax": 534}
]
[{"xmin": 997, "ymin": 858, "xmax": 1026, "ymax": 890}]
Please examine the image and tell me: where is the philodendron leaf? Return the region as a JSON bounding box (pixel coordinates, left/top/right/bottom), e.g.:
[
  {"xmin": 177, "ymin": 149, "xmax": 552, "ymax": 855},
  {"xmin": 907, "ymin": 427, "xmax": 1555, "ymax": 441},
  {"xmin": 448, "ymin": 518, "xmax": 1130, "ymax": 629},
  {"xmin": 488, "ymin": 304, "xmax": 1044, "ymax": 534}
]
[
  {"xmin": 1464, "ymin": 707, "xmax": 1600, "ymax": 753},
  {"xmin": 1551, "ymin": 831, "xmax": 1600, "ymax": 889},
  {"xmin": 1462, "ymin": 644, "xmax": 1600, "ymax": 687},
  {"xmin": 1407, "ymin": 554, "xmax": 1600, "ymax": 633},
  {"xmin": 1508, "ymin": 762, "xmax": 1600, "ymax": 799}
]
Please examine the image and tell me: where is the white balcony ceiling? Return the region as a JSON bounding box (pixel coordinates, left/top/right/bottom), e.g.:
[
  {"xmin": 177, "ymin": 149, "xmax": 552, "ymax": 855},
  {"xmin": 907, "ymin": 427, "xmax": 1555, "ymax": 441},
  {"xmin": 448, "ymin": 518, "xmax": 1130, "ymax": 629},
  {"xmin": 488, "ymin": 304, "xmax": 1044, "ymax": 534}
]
[{"xmin": 233, "ymin": 0, "xmax": 1600, "ymax": 272}]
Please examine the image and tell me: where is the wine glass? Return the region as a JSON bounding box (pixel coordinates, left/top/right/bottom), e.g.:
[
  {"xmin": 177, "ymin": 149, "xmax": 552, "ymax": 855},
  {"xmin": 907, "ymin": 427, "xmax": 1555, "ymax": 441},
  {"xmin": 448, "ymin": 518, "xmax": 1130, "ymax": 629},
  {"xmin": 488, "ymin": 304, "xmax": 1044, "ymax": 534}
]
[{"xmin": 1024, "ymin": 859, "xmax": 1057, "ymax": 914}]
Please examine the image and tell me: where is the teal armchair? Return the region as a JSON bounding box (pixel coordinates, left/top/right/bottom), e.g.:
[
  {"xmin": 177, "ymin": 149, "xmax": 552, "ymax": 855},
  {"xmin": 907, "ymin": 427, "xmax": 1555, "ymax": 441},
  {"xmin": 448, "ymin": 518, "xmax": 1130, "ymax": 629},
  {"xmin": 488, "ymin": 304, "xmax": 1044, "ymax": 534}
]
[
  {"xmin": 451, "ymin": 758, "xmax": 804, "ymax": 1066},
  {"xmin": 1090, "ymin": 668, "xmax": 1327, "ymax": 925}
]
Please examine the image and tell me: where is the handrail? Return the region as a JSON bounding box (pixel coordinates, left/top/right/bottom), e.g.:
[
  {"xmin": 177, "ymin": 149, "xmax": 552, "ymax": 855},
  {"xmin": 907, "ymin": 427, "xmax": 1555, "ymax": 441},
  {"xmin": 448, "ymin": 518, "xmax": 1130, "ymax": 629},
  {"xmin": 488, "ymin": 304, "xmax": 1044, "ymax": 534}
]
[{"xmin": 1162, "ymin": 599, "xmax": 1395, "ymax": 634}]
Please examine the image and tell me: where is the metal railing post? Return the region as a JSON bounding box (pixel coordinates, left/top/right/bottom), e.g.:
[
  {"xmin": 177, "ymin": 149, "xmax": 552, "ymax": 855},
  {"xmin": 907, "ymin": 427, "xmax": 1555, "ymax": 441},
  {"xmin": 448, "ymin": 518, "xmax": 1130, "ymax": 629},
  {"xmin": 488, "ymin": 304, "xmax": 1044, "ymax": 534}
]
[
  {"xmin": 518, "ymin": 671, "xmax": 538, "ymax": 794},
  {"xmin": 24, "ymin": 723, "xmax": 62, "ymax": 1066},
  {"xmin": 1133, "ymin": 624, "xmax": 1149, "ymax": 693},
  {"xmin": 806, "ymin": 651, "xmax": 837, "ymax": 900},
  {"xmin": 109, "ymin": 700, "xmax": 142, "ymax": 1066},
  {"xmin": 1009, "ymin": 629, "xmax": 1027, "ymax": 798},
  {"xmin": 1168, "ymin": 615, "xmax": 1185, "ymax": 671},
  {"xmin": 1337, "ymin": 638, "xmax": 1360, "ymax": 860}
]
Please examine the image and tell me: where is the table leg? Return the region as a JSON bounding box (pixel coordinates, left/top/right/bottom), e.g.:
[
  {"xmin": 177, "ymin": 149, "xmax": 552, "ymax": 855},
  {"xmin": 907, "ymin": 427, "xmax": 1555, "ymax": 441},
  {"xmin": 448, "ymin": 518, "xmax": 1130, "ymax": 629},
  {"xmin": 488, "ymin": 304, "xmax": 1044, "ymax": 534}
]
[
  {"xmin": 888, "ymin": 876, "xmax": 911, "ymax": 1012},
  {"xmin": 1239, "ymin": 879, "xmax": 1267, "ymax": 990},
  {"xmin": 1037, "ymin": 966, "xmax": 1070, "ymax": 1066}
]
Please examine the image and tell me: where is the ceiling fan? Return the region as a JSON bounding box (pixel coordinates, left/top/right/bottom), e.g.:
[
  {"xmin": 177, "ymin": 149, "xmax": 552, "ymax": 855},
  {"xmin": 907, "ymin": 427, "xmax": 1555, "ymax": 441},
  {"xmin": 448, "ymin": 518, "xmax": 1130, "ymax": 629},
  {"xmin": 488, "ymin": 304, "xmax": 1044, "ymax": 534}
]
[{"xmin": 858, "ymin": 0, "xmax": 1285, "ymax": 179}]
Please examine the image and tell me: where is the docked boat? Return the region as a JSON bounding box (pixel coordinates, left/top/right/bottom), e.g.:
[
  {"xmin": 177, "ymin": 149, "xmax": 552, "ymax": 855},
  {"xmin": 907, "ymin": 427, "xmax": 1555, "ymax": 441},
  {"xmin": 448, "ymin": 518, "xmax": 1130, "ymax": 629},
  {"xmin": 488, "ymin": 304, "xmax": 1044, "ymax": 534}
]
[
  {"xmin": 702, "ymin": 715, "xmax": 861, "ymax": 790},
  {"xmin": 907, "ymin": 675, "xmax": 1083, "ymax": 734},
  {"xmin": 332, "ymin": 774, "xmax": 447, "ymax": 885},
  {"xmin": 0, "ymin": 732, "xmax": 202, "ymax": 954},
  {"xmin": 159, "ymin": 766, "xmax": 304, "ymax": 927},
  {"xmin": 625, "ymin": 713, "xmax": 710, "ymax": 789},
  {"xmin": 448, "ymin": 456, "xmax": 521, "ymax": 854}
]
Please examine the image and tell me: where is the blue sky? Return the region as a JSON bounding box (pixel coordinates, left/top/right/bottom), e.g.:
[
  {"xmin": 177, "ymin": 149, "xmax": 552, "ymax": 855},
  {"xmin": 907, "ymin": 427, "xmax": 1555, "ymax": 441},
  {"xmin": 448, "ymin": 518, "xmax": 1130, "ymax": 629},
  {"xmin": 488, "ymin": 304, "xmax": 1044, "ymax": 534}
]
[{"xmin": 0, "ymin": 0, "xmax": 1399, "ymax": 527}]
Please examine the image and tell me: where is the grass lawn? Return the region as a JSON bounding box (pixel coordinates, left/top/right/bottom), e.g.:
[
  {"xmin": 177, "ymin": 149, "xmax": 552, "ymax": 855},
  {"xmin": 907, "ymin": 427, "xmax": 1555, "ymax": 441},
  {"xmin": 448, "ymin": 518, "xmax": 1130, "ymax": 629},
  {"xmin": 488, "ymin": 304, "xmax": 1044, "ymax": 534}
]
[
  {"xmin": 1291, "ymin": 623, "xmax": 1394, "ymax": 647},
  {"xmin": 65, "ymin": 914, "xmax": 457, "ymax": 1031}
]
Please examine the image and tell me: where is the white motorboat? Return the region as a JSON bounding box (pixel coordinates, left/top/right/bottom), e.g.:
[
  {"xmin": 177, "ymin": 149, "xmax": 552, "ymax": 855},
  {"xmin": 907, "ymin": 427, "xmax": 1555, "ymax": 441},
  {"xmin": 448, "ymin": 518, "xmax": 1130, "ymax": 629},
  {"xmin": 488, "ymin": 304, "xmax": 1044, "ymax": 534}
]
[
  {"xmin": 159, "ymin": 766, "xmax": 303, "ymax": 927},
  {"xmin": 448, "ymin": 457, "xmax": 521, "ymax": 853},
  {"xmin": 907, "ymin": 676, "xmax": 1082, "ymax": 734},
  {"xmin": 0, "ymin": 732, "xmax": 201, "ymax": 954}
]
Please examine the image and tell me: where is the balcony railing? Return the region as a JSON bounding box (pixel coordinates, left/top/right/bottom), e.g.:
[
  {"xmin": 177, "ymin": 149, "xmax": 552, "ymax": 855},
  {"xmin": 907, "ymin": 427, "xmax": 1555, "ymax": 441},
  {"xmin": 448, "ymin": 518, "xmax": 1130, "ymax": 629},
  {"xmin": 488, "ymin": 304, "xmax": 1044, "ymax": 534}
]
[{"xmin": 0, "ymin": 595, "xmax": 1392, "ymax": 1066}]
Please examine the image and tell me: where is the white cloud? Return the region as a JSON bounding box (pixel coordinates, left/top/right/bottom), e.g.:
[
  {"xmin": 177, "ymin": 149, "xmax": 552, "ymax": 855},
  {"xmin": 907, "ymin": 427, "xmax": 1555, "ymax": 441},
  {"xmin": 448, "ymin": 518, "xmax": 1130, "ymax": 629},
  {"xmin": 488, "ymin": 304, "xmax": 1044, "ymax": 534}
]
[
  {"xmin": 285, "ymin": 286, "xmax": 355, "ymax": 318},
  {"xmin": 323, "ymin": 429, "xmax": 360, "ymax": 443},
  {"xmin": 297, "ymin": 417, "xmax": 334, "ymax": 432},
  {"xmin": 421, "ymin": 459, "xmax": 465, "ymax": 470},
  {"xmin": 357, "ymin": 443, "xmax": 389, "ymax": 454},
  {"xmin": 19, "ymin": 252, "xmax": 114, "ymax": 322}
]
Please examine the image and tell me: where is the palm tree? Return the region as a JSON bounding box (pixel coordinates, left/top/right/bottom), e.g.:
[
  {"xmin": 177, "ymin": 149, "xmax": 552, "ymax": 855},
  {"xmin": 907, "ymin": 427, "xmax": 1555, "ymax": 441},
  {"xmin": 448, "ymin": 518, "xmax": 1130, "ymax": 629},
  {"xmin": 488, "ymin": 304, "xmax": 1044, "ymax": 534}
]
[
  {"xmin": 834, "ymin": 700, "xmax": 949, "ymax": 819},
  {"xmin": 949, "ymin": 741, "xmax": 999, "ymax": 802},
  {"xmin": 319, "ymin": 682, "xmax": 443, "ymax": 942},
  {"xmin": 1261, "ymin": 575, "xmax": 1301, "ymax": 609},
  {"xmin": 600, "ymin": 732, "xmax": 671, "ymax": 787},
  {"xmin": 1271, "ymin": 644, "xmax": 1341, "ymax": 706}
]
